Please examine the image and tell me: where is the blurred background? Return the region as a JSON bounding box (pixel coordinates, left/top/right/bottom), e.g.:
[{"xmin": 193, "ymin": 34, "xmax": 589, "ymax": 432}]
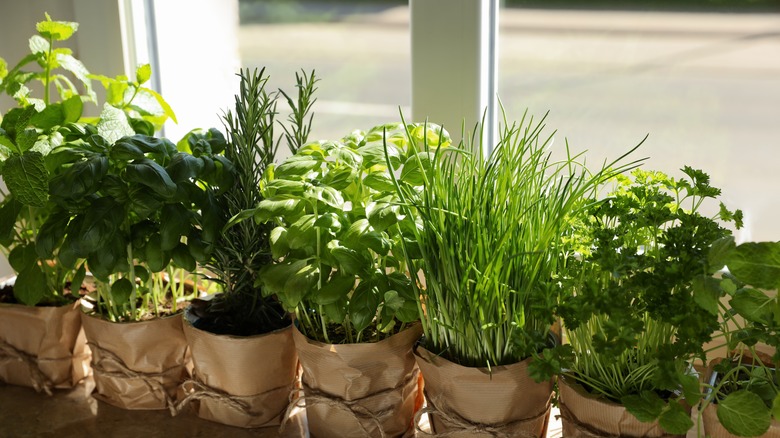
[{"xmin": 1, "ymin": 0, "xmax": 779, "ymax": 258}]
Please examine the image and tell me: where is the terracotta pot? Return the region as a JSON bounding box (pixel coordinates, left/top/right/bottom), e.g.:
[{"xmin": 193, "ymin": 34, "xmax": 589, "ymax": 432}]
[
  {"xmin": 293, "ymin": 324, "xmax": 423, "ymax": 438},
  {"xmin": 0, "ymin": 299, "xmax": 90, "ymax": 393},
  {"xmin": 559, "ymin": 377, "xmax": 686, "ymax": 437},
  {"xmin": 178, "ymin": 313, "xmax": 298, "ymax": 428},
  {"xmin": 81, "ymin": 312, "xmax": 189, "ymax": 410},
  {"xmin": 414, "ymin": 346, "xmax": 552, "ymax": 438}
]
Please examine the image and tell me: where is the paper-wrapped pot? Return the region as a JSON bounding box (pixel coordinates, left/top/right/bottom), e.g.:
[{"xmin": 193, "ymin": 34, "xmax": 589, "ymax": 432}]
[
  {"xmin": 179, "ymin": 316, "xmax": 298, "ymax": 428},
  {"xmin": 559, "ymin": 376, "xmax": 687, "ymax": 437},
  {"xmin": 414, "ymin": 346, "xmax": 552, "ymax": 438},
  {"xmin": 0, "ymin": 300, "xmax": 90, "ymax": 393},
  {"xmin": 81, "ymin": 312, "xmax": 189, "ymax": 410},
  {"xmin": 293, "ymin": 324, "xmax": 423, "ymax": 438}
]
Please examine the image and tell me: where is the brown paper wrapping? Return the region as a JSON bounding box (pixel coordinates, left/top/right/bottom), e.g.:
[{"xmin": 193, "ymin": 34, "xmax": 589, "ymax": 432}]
[
  {"xmin": 701, "ymin": 358, "xmax": 780, "ymax": 437},
  {"xmin": 559, "ymin": 377, "xmax": 685, "ymax": 437},
  {"xmin": 0, "ymin": 300, "xmax": 90, "ymax": 393},
  {"xmin": 179, "ymin": 318, "xmax": 298, "ymax": 428},
  {"xmin": 81, "ymin": 312, "xmax": 189, "ymax": 411},
  {"xmin": 414, "ymin": 346, "xmax": 552, "ymax": 438},
  {"xmin": 293, "ymin": 324, "xmax": 423, "ymax": 438}
]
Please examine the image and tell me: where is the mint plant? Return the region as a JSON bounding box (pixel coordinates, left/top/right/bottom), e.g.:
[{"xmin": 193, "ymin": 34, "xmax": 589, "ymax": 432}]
[
  {"xmin": 0, "ymin": 15, "xmax": 96, "ymax": 305},
  {"xmin": 253, "ymin": 122, "xmax": 447, "ymax": 343}
]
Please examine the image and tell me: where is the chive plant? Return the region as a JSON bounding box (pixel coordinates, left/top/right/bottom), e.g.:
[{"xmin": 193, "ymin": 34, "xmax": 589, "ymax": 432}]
[{"xmin": 391, "ymin": 111, "xmax": 642, "ymax": 368}]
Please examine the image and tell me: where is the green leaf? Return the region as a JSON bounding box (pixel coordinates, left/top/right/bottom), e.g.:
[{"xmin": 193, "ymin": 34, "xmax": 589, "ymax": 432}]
[
  {"xmin": 270, "ymin": 226, "xmax": 290, "ymax": 259},
  {"xmin": 159, "ymin": 204, "xmax": 189, "ymax": 251},
  {"xmin": 258, "ymin": 259, "xmax": 309, "ymax": 297},
  {"xmin": 111, "ymin": 278, "xmax": 133, "ymax": 304},
  {"xmin": 71, "ymin": 263, "xmax": 87, "ymax": 291},
  {"xmin": 622, "ymin": 390, "xmax": 665, "ymax": 423},
  {"xmin": 125, "ymin": 158, "xmax": 178, "ymax": 199},
  {"xmin": 0, "ymin": 199, "xmax": 22, "ymax": 246},
  {"xmin": 172, "ymin": 244, "xmax": 196, "ymax": 272},
  {"xmin": 692, "ymin": 275, "xmax": 720, "ymax": 316},
  {"xmin": 727, "ymin": 241, "xmax": 780, "ymax": 291},
  {"xmin": 56, "ymin": 53, "xmax": 95, "ymax": 101},
  {"xmin": 28, "ymin": 34, "xmax": 50, "ymax": 55},
  {"xmin": 658, "ymin": 402, "xmax": 693, "ymax": 435},
  {"xmin": 274, "ymin": 157, "xmax": 320, "ymax": 179},
  {"xmin": 349, "ymin": 281, "xmax": 381, "ymax": 334},
  {"xmin": 166, "ymin": 152, "xmax": 205, "ymax": 182},
  {"xmin": 366, "ymin": 201, "xmax": 402, "ymax": 232},
  {"xmin": 97, "ymin": 104, "xmax": 134, "ymax": 145},
  {"xmin": 358, "ymin": 231, "xmax": 392, "ymax": 256},
  {"xmin": 255, "ymin": 197, "xmax": 302, "ymax": 223},
  {"xmin": 35, "ymin": 211, "xmax": 69, "ymax": 259},
  {"xmin": 9, "ymin": 244, "xmax": 37, "ymax": 273},
  {"xmin": 400, "ymin": 151, "xmax": 433, "ymax": 185},
  {"xmin": 363, "ymin": 172, "xmax": 396, "ymax": 192},
  {"xmin": 384, "ymin": 290, "xmax": 404, "ymax": 311},
  {"xmin": 141, "ymin": 87, "xmax": 177, "ymax": 123},
  {"xmin": 730, "ymin": 288, "xmax": 774, "ymax": 323},
  {"xmin": 29, "ymin": 103, "xmax": 65, "ymax": 131},
  {"xmin": 328, "ymin": 240, "xmax": 370, "ymax": 275},
  {"xmin": 772, "ymin": 392, "xmax": 780, "ymax": 422},
  {"xmin": 136, "ymin": 64, "xmax": 152, "ymax": 84},
  {"xmin": 37, "ymin": 15, "xmax": 78, "ymax": 41},
  {"xmin": 312, "ymin": 274, "xmax": 354, "ymax": 305},
  {"xmin": 717, "ymin": 390, "xmax": 772, "ymax": 437},
  {"xmin": 283, "ymin": 264, "xmax": 320, "ymax": 308},
  {"xmin": 679, "ymin": 374, "xmax": 701, "ymax": 406},
  {"xmin": 3, "ymin": 151, "xmax": 49, "ymax": 207},
  {"xmin": 144, "ymin": 236, "xmax": 170, "ymax": 273},
  {"xmin": 62, "ymin": 95, "xmax": 83, "ymax": 123},
  {"xmin": 16, "ymin": 129, "xmax": 39, "ymax": 153},
  {"xmin": 313, "ymin": 212, "xmax": 342, "ymax": 233},
  {"xmin": 49, "ymin": 155, "xmax": 108, "ymax": 201},
  {"xmin": 78, "ymin": 197, "xmax": 123, "ymax": 254},
  {"xmin": 287, "ymin": 215, "xmax": 316, "ymax": 250},
  {"xmin": 14, "ymin": 265, "xmax": 48, "ymax": 306}
]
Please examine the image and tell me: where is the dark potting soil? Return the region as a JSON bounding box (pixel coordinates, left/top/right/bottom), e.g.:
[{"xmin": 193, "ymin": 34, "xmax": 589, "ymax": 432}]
[
  {"xmin": 0, "ymin": 282, "xmax": 87, "ymax": 306},
  {"xmin": 189, "ymin": 293, "xmax": 291, "ymax": 337}
]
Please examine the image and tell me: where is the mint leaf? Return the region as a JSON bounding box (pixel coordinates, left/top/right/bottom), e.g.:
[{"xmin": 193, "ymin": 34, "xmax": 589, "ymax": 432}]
[
  {"xmin": 680, "ymin": 373, "xmax": 702, "ymax": 406},
  {"xmin": 56, "ymin": 53, "xmax": 95, "ymax": 101},
  {"xmin": 97, "ymin": 104, "xmax": 134, "ymax": 145},
  {"xmin": 136, "ymin": 64, "xmax": 151, "ymax": 85},
  {"xmin": 3, "ymin": 151, "xmax": 49, "ymax": 207},
  {"xmin": 718, "ymin": 390, "xmax": 771, "ymax": 437},
  {"xmin": 622, "ymin": 390, "xmax": 665, "ymax": 422},
  {"xmin": 37, "ymin": 14, "xmax": 78, "ymax": 41},
  {"xmin": 28, "ymin": 35, "xmax": 50, "ymax": 55},
  {"xmin": 659, "ymin": 402, "xmax": 693, "ymax": 434},
  {"xmin": 62, "ymin": 95, "xmax": 83, "ymax": 123}
]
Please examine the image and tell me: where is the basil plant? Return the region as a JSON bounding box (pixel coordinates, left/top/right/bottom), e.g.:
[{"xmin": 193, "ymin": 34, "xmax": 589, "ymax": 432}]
[{"xmin": 253, "ymin": 123, "xmax": 450, "ymax": 344}]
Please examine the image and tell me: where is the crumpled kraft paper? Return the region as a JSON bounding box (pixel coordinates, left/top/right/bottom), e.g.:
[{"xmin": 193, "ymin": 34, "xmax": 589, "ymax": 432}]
[
  {"xmin": 81, "ymin": 312, "xmax": 189, "ymax": 410},
  {"xmin": 559, "ymin": 376, "xmax": 686, "ymax": 437},
  {"xmin": 701, "ymin": 358, "xmax": 780, "ymax": 438},
  {"xmin": 0, "ymin": 300, "xmax": 90, "ymax": 393},
  {"xmin": 293, "ymin": 324, "xmax": 423, "ymax": 438},
  {"xmin": 179, "ymin": 318, "xmax": 298, "ymax": 428},
  {"xmin": 414, "ymin": 346, "xmax": 552, "ymax": 438}
]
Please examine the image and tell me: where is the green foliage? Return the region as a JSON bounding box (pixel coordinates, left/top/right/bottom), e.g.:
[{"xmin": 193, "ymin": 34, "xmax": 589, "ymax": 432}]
[
  {"xmin": 198, "ymin": 68, "xmax": 318, "ymax": 336},
  {"xmin": 542, "ymin": 167, "xmax": 741, "ymax": 433},
  {"xmin": 700, "ymin": 239, "xmax": 780, "ymax": 436},
  {"xmin": 389, "ymin": 110, "xmax": 642, "ymax": 368},
  {"xmin": 255, "ymin": 121, "xmax": 441, "ymax": 343},
  {"xmin": 46, "ymin": 129, "xmax": 234, "ymax": 321}
]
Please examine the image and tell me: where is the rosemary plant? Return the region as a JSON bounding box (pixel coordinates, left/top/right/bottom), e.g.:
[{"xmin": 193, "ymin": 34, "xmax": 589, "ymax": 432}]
[
  {"xmin": 194, "ymin": 68, "xmax": 318, "ymax": 335},
  {"xmin": 391, "ymin": 111, "xmax": 642, "ymax": 368}
]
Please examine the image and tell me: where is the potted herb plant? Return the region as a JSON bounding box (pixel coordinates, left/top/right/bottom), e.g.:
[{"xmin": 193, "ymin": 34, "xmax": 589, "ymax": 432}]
[
  {"xmin": 544, "ymin": 168, "xmax": 742, "ymax": 437},
  {"xmin": 696, "ymin": 237, "xmax": 780, "ymax": 437},
  {"xmin": 174, "ymin": 68, "xmax": 315, "ymax": 429},
  {"xmin": 252, "ymin": 121, "xmax": 439, "ymax": 437},
  {"xmin": 0, "ymin": 14, "xmax": 97, "ymax": 394},
  {"xmin": 389, "ymin": 112, "xmax": 641, "ymax": 437},
  {"xmin": 37, "ymin": 57, "xmax": 233, "ymax": 410}
]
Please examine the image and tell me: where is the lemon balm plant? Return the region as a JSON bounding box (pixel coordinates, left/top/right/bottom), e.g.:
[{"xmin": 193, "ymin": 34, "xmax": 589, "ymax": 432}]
[{"xmin": 545, "ymin": 168, "xmax": 743, "ymax": 435}]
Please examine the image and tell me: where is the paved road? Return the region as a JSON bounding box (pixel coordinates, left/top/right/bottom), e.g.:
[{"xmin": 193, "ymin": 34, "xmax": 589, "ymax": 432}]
[{"xmin": 241, "ymin": 6, "xmax": 780, "ymax": 242}]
